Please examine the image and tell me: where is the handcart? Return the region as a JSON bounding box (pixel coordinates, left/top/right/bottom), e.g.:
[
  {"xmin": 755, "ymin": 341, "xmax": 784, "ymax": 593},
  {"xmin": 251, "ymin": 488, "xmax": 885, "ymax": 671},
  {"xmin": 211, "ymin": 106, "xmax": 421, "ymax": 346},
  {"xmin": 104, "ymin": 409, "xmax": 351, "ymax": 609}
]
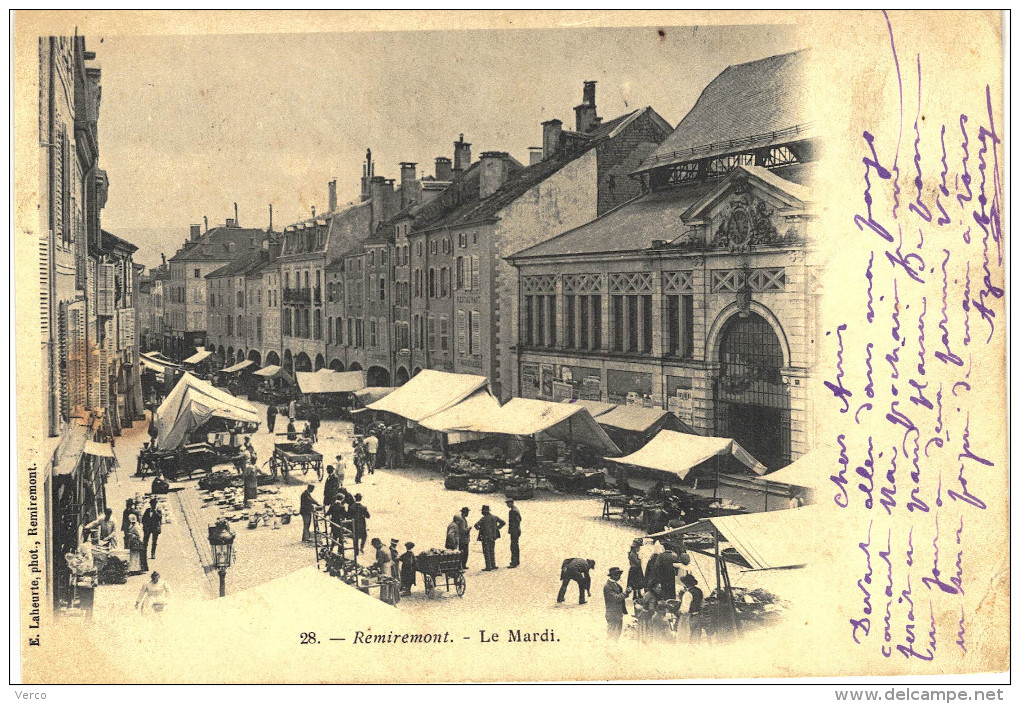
[
  {"xmin": 269, "ymin": 436, "xmax": 323, "ymax": 481},
  {"xmin": 415, "ymin": 551, "xmax": 466, "ymax": 599}
]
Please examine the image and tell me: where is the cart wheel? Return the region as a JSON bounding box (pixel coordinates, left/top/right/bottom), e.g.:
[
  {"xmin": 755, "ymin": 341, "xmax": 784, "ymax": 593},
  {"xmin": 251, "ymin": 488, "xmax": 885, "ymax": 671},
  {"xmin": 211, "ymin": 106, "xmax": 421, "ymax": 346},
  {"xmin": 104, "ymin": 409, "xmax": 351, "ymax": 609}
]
[
  {"xmin": 454, "ymin": 572, "xmax": 466, "ymax": 597},
  {"xmin": 424, "ymin": 574, "xmax": 436, "ymax": 598}
]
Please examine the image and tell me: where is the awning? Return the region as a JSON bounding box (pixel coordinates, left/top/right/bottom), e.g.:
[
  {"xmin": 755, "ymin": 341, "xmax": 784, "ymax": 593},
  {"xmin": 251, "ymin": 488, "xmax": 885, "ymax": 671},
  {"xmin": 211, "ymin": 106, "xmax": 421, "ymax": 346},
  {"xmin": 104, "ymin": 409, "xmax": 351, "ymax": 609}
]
[
  {"xmin": 762, "ymin": 448, "xmax": 833, "ymax": 490},
  {"xmin": 647, "ymin": 506, "xmax": 818, "ymax": 571},
  {"xmin": 367, "ymin": 370, "xmax": 488, "ymax": 422},
  {"xmin": 597, "ymin": 406, "xmax": 696, "ymax": 435},
  {"xmin": 461, "ymin": 398, "xmax": 621, "ymax": 455},
  {"xmin": 154, "ymin": 373, "xmax": 260, "ymax": 450},
  {"xmin": 140, "ymin": 352, "xmax": 181, "ymax": 375},
  {"xmin": 296, "ymin": 370, "xmax": 366, "ymax": 394},
  {"xmin": 420, "ymin": 388, "xmax": 503, "ymax": 432},
  {"xmin": 252, "ymin": 365, "xmax": 293, "ymax": 382},
  {"xmin": 560, "ymin": 399, "xmax": 617, "ymax": 418},
  {"xmin": 183, "ymin": 349, "xmax": 213, "ymax": 365},
  {"xmin": 84, "ymin": 440, "xmax": 115, "ymax": 458},
  {"xmin": 221, "ymin": 360, "xmax": 255, "ymax": 373},
  {"xmin": 354, "ymin": 387, "xmax": 396, "ymax": 405},
  {"xmin": 609, "ymin": 429, "xmax": 766, "ymax": 478}
]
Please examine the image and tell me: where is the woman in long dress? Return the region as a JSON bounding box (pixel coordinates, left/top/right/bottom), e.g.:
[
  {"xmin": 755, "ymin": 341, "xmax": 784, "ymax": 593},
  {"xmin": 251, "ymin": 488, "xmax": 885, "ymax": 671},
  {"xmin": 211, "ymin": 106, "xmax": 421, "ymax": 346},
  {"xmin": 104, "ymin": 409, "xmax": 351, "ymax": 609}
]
[
  {"xmin": 136, "ymin": 571, "xmax": 170, "ymax": 615},
  {"xmin": 388, "ymin": 540, "xmax": 401, "ymax": 605},
  {"xmin": 627, "ymin": 539, "xmax": 645, "ymax": 599},
  {"xmin": 126, "ymin": 514, "xmax": 147, "ymax": 574}
]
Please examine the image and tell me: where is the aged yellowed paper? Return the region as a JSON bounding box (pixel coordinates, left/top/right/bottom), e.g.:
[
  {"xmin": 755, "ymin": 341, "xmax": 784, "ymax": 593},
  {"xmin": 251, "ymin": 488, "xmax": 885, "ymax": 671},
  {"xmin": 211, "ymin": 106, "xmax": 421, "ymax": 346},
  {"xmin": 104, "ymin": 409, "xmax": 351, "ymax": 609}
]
[{"xmin": 13, "ymin": 10, "xmax": 1006, "ymax": 684}]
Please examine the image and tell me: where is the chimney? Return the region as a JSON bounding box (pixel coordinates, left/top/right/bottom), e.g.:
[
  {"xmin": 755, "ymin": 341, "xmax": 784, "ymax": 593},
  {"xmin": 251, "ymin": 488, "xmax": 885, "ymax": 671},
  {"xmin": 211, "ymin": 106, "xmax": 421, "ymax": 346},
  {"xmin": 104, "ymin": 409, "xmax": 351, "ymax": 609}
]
[
  {"xmin": 528, "ymin": 147, "xmax": 544, "ymax": 166},
  {"xmin": 399, "ymin": 162, "xmax": 417, "ymax": 208},
  {"xmin": 234, "ymin": 202, "xmax": 239, "ymax": 226},
  {"xmin": 361, "ymin": 148, "xmax": 374, "ymax": 202},
  {"xmin": 161, "ymin": 253, "xmax": 167, "ymax": 267},
  {"xmin": 268, "ymin": 204, "xmax": 273, "ymax": 232},
  {"xmin": 225, "ymin": 218, "xmax": 236, "ymax": 228},
  {"xmin": 311, "ymin": 206, "xmax": 316, "ymax": 219},
  {"xmin": 453, "ymin": 134, "xmax": 472, "ymax": 172},
  {"xmin": 190, "ymin": 224, "xmax": 202, "ymax": 241},
  {"xmin": 328, "ymin": 179, "xmax": 338, "ymax": 212},
  {"xmin": 479, "ymin": 152, "xmax": 511, "ymax": 199},
  {"xmin": 542, "ymin": 119, "xmax": 563, "ymax": 160},
  {"xmin": 574, "ymin": 80, "xmax": 598, "ymax": 133},
  {"xmin": 203, "ymin": 215, "xmax": 209, "ymax": 232},
  {"xmin": 369, "ymin": 176, "xmax": 394, "ymax": 230},
  {"xmin": 434, "ymin": 156, "xmax": 452, "ymax": 182}
]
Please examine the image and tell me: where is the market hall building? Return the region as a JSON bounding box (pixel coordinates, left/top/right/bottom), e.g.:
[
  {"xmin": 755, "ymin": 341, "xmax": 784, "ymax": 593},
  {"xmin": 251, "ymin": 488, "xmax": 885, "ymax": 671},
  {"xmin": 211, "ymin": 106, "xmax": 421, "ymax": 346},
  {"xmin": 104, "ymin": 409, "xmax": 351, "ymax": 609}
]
[{"xmin": 507, "ymin": 50, "xmax": 818, "ymax": 470}]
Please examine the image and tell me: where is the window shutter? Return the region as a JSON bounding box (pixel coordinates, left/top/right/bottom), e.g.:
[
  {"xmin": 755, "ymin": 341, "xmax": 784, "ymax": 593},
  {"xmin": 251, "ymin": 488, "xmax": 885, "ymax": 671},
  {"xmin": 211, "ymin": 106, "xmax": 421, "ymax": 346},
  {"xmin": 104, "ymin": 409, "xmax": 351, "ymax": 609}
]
[
  {"xmin": 470, "ymin": 310, "xmax": 481, "ymax": 356},
  {"xmin": 457, "ymin": 310, "xmax": 466, "ymax": 356},
  {"xmin": 98, "ymin": 264, "xmax": 115, "ymax": 316},
  {"xmin": 68, "ymin": 301, "xmax": 87, "ymax": 412},
  {"xmin": 470, "ymin": 255, "xmax": 479, "ymax": 290}
]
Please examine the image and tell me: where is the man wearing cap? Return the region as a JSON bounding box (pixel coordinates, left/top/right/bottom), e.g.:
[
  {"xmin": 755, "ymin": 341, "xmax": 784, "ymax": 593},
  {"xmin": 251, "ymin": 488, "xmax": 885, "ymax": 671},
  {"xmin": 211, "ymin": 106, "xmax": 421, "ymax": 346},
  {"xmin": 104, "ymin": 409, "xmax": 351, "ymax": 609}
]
[
  {"xmin": 349, "ymin": 493, "xmax": 370, "ymax": 555},
  {"xmin": 323, "ymin": 465, "xmax": 340, "ymax": 507},
  {"xmin": 474, "ymin": 505, "xmax": 506, "ymax": 572},
  {"xmin": 505, "ymin": 499, "xmax": 522, "ymax": 568},
  {"xmin": 557, "ymin": 558, "xmax": 595, "ymax": 605},
  {"xmin": 454, "ymin": 507, "xmax": 471, "ymax": 569},
  {"xmin": 604, "ymin": 567, "xmax": 631, "ymax": 640}
]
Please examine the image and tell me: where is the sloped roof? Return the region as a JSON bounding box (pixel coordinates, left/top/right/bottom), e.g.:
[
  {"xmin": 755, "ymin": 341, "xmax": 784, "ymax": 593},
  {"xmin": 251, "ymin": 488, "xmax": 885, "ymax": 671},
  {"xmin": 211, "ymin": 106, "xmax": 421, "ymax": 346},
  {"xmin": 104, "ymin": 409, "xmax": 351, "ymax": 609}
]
[
  {"xmin": 169, "ymin": 226, "xmax": 266, "ymax": 262},
  {"xmin": 101, "ymin": 229, "xmax": 139, "ymax": 254},
  {"xmin": 206, "ymin": 249, "xmax": 269, "ymax": 279},
  {"xmin": 509, "ymin": 162, "xmax": 813, "ymax": 259},
  {"xmin": 636, "ymin": 50, "xmax": 812, "ymax": 172}
]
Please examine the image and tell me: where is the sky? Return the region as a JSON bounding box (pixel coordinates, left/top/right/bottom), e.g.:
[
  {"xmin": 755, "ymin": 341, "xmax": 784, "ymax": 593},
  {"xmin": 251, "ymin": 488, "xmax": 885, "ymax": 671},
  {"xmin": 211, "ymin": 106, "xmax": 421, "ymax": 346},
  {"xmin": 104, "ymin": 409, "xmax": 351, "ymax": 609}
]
[{"xmin": 93, "ymin": 25, "xmax": 803, "ymax": 269}]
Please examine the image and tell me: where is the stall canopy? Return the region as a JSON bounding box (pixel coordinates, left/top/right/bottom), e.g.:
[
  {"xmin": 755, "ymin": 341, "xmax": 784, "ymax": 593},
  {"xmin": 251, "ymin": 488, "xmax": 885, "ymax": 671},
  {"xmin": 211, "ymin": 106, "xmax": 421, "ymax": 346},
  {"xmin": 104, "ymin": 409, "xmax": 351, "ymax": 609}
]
[
  {"xmin": 459, "ymin": 398, "xmax": 621, "ymax": 455},
  {"xmin": 252, "ymin": 364, "xmax": 294, "ymax": 382},
  {"xmin": 560, "ymin": 398, "xmax": 617, "ymax": 418},
  {"xmin": 420, "ymin": 388, "xmax": 503, "ymax": 432},
  {"xmin": 296, "ymin": 370, "xmax": 367, "ymax": 394},
  {"xmin": 762, "ymin": 448, "xmax": 832, "ymax": 490},
  {"xmin": 83, "ymin": 440, "xmax": 115, "ymax": 458},
  {"xmin": 154, "ymin": 373, "xmax": 260, "ymax": 450},
  {"xmin": 183, "ymin": 349, "xmax": 213, "ymax": 365},
  {"xmin": 221, "ymin": 360, "xmax": 256, "ymax": 374},
  {"xmin": 140, "ymin": 352, "xmax": 181, "ymax": 374},
  {"xmin": 354, "ymin": 387, "xmax": 396, "ymax": 405},
  {"xmin": 597, "ymin": 406, "xmax": 696, "ymax": 435},
  {"xmin": 609, "ymin": 429, "xmax": 766, "ymax": 479},
  {"xmin": 367, "ymin": 370, "xmax": 488, "ymax": 422},
  {"xmin": 647, "ymin": 506, "xmax": 818, "ymax": 571}
]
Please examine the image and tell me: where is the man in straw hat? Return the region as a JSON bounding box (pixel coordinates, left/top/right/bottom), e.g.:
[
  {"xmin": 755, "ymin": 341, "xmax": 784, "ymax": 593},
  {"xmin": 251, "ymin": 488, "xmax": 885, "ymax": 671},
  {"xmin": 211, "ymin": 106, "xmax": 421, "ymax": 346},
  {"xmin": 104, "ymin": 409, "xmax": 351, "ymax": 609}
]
[{"xmin": 604, "ymin": 567, "xmax": 631, "ymax": 640}]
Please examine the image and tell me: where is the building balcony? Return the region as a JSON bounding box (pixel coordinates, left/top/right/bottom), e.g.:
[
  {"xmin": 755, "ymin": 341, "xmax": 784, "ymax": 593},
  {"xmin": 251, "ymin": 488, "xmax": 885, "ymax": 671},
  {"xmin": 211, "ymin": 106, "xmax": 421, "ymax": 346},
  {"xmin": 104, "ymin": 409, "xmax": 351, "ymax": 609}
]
[{"xmin": 282, "ymin": 287, "xmax": 312, "ymax": 305}]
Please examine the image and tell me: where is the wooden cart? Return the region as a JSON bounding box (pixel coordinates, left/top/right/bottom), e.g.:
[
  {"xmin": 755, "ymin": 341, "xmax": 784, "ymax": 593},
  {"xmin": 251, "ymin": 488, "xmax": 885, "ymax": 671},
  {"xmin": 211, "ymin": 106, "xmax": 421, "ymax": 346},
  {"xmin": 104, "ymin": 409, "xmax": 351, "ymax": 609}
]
[
  {"xmin": 269, "ymin": 436, "xmax": 323, "ymax": 481},
  {"xmin": 415, "ymin": 552, "xmax": 466, "ymax": 599}
]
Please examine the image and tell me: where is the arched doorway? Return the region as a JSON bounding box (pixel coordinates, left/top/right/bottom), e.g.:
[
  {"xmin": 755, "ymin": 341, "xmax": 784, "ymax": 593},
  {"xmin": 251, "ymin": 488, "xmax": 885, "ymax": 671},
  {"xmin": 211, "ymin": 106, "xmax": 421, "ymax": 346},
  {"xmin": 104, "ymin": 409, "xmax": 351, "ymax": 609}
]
[
  {"xmin": 266, "ymin": 350, "xmax": 281, "ymax": 367},
  {"xmin": 248, "ymin": 350, "xmax": 262, "ymax": 366},
  {"xmin": 412, "ymin": 366, "xmax": 422, "ymax": 377},
  {"xmin": 217, "ymin": 346, "xmax": 226, "ymax": 365},
  {"xmin": 329, "ymin": 359, "xmax": 344, "ymax": 372},
  {"xmin": 314, "ymin": 354, "xmax": 326, "ymax": 371},
  {"xmin": 367, "ymin": 366, "xmax": 391, "ymax": 387},
  {"xmin": 349, "ymin": 362, "xmax": 363, "ymax": 372},
  {"xmin": 226, "ymin": 347, "xmax": 234, "ymax": 364},
  {"xmin": 714, "ymin": 311, "xmax": 790, "ymax": 470},
  {"xmin": 395, "ymin": 366, "xmax": 410, "ymax": 386},
  {"xmin": 294, "ymin": 352, "xmax": 312, "ymax": 373},
  {"xmin": 282, "ymin": 349, "xmax": 293, "ymax": 374},
  {"xmin": 236, "ymin": 349, "xmax": 246, "ymax": 364}
]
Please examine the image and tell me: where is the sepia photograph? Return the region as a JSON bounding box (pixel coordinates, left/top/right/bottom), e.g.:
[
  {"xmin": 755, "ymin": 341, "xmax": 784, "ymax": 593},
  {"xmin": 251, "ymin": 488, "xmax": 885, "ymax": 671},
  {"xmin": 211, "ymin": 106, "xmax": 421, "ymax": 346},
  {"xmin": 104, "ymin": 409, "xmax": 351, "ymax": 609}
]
[{"xmin": 11, "ymin": 10, "xmax": 1007, "ymax": 688}]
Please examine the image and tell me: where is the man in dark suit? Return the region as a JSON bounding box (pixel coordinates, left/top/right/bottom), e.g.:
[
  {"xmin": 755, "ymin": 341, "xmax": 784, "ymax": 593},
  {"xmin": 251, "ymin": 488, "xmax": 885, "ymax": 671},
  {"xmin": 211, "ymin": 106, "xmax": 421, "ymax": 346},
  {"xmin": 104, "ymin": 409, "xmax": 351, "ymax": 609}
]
[
  {"xmin": 349, "ymin": 493, "xmax": 371, "ymax": 555},
  {"xmin": 557, "ymin": 558, "xmax": 595, "ymax": 604},
  {"xmin": 604, "ymin": 567, "xmax": 631, "ymax": 640},
  {"xmin": 473, "ymin": 505, "xmax": 506, "ymax": 571},
  {"xmin": 141, "ymin": 499, "xmax": 163, "ymax": 559},
  {"xmin": 505, "ymin": 499, "xmax": 522, "ymax": 568},
  {"xmin": 299, "ymin": 483, "xmax": 320, "ymax": 543},
  {"xmin": 323, "ymin": 465, "xmax": 339, "ymax": 507}
]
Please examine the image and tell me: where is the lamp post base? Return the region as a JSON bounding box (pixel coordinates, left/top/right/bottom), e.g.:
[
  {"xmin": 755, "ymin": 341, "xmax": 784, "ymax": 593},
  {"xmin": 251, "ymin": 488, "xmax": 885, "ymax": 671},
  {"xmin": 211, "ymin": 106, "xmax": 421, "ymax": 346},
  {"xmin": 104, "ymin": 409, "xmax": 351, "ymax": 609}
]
[{"xmin": 218, "ymin": 568, "xmax": 227, "ymax": 598}]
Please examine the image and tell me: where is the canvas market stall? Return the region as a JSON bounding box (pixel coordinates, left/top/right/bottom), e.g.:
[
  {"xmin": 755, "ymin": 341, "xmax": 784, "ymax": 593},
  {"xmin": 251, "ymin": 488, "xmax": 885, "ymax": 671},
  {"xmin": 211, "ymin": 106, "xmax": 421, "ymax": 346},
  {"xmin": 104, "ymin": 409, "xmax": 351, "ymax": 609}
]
[
  {"xmin": 250, "ymin": 364, "xmax": 296, "ymax": 405},
  {"xmin": 600, "ymin": 430, "xmax": 766, "ymax": 530},
  {"xmin": 595, "ymin": 405, "xmax": 697, "ymax": 455},
  {"xmin": 182, "ymin": 348, "xmax": 214, "ymax": 378},
  {"xmin": 139, "ymin": 373, "xmax": 260, "ymax": 480},
  {"xmin": 217, "ymin": 359, "xmax": 257, "ymax": 396},
  {"xmin": 647, "ymin": 506, "xmax": 816, "ymax": 638},
  {"xmin": 758, "ymin": 447, "xmax": 834, "ymax": 510},
  {"xmin": 295, "ymin": 370, "xmax": 367, "ymax": 419}
]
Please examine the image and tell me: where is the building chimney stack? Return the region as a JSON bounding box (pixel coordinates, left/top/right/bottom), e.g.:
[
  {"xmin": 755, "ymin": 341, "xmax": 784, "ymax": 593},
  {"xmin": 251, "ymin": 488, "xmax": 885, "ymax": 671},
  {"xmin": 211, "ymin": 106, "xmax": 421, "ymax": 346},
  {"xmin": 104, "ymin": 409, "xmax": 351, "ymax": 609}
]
[
  {"xmin": 479, "ymin": 152, "xmax": 511, "ymax": 199},
  {"xmin": 203, "ymin": 215, "xmax": 209, "ymax": 232},
  {"xmin": 369, "ymin": 176, "xmax": 395, "ymax": 230},
  {"xmin": 434, "ymin": 156, "xmax": 452, "ymax": 182},
  {"xmin": 399, "ymin": 162, "xmax": 417, "ymax": 209},
  {"xmin": 453, "ymin": 134, "xmax": 472, "ymax": 172},
  {"xmin": 361, "ymin": 148, "xmax": 374, "ymax": 202},
  {"xmin": 574, "ymin": 81, "xmax": 598, "ymax": 133},
  {"xmin": 190, "ymin": 224, "xmax": 202, "ymax": 241},
  {"xmin": 542, "ymin": 119, "xmax": 563, "ymax": 160},
  {"xmin": 328, "ymin": 179, "xmax": 338, "ymax": 212},
  {"xmin": 528, "ymin": 147, "xmax": 544, "ymax": 166},
  {"xmin": 269, "ymin": 203, "xmax": 273, "ymax": 232},
  {"xmin": 234, "ymin": 202, "xmax": 239, "ymax": 226}
]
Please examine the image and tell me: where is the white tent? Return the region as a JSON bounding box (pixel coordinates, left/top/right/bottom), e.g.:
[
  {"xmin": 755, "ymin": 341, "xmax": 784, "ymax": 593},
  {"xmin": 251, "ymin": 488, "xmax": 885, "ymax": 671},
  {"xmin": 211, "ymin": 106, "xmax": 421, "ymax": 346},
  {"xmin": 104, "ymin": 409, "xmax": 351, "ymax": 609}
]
[
  {"xmin": 140, "ymin": 352, "xmax": 181, "ymax": 375},
  {"xmin": 252, "ymin": 365, "xmax": 293, "ymax": 382},
  {"xmin": 597, "ymin": 405, "xmax": 696, "ymax": 435},
  {"xmin": 154, "ymin": 373, "xmax": 260, "ymax": 450},
  {"xmin": 647, "ymin": 506, "xmax": 818, "ymax": 571},
  {"xmin": 183, "ymin": 349, "xmax": 213, "ymax": 365},
  {"xmin": 419, "ymin": 388, "xmax": 503, "ymax": 432},
  {"xmin": 221, "ymin": 360, "xmax": 256, "ymax": 373},
  {"xmin": 762, "ymin": 448, "xmax": 833, "ymax": 490},
  {"xmin": 296, "ymin": 370, "xmax": 366, "ymax": 394},
  {"xmin": 609, "ymin": 429, "xmax": 766, "ymax": 479},
  {"xmin": 458, "ymin": 398, "xmax": 621, "ymax": 455},
  {"xmin": 354, "ymin": 387, "xmax": 396, "ymax": 405},
  {"xmin": 560, "ymin": 398, "xmax": 617, "ymax": 418},
  {"xmin": 367, "ymin": 370, "xmax": 488, "ymax": 422}
]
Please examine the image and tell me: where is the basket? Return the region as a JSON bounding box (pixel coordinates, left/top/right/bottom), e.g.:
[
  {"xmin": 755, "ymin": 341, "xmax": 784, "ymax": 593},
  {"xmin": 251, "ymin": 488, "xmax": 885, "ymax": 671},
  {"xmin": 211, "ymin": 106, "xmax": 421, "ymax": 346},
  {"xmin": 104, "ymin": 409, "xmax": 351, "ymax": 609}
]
[
  {"xmin": 280, "ymin": 514, "xmax": 291, "ymax": 525},
  {"xmin": 504, "ymin": 484, "xmax": 534, "ymax": 500},
  {"xmin": 444, "ymin": 475, "xmax": 469, "ymax": 491}
]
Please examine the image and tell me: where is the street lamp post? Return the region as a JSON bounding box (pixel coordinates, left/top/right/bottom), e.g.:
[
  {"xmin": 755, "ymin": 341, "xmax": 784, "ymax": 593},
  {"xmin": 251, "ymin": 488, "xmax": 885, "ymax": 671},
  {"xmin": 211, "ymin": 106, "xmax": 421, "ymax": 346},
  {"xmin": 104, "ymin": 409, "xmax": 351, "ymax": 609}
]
[{"xmin": 207, "ymin": 518, "xmax": 236, "ymax": 598}]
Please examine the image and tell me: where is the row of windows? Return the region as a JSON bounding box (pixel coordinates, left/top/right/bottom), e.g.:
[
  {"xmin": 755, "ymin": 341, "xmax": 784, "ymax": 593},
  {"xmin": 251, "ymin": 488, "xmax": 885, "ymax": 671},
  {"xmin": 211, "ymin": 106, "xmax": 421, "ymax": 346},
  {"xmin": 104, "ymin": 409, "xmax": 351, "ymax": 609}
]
[
  {"xmin": 412, "ymin": 256, "xmax": 479, "ymax": 299},
  {"xmin": 282, "ymin": 308, "xmax": 323, "ymax": 341},
  {"xmin": 410, "ymin": 310, "xmax": 480, "ymax": 356},
  {"xmin": 522, "ymin": 293, "xmax": 695, "ymax": 358},
  {"xmin": 412, "ymin": 232, "xmax": 478, "ymax": 259},
  {"xmin": 211, "ymin": 315, "xmax": 264, "ymax": 343},
  {"xmin": 283, "ymin": 269, "xmax": 321, "ymax": 291}
]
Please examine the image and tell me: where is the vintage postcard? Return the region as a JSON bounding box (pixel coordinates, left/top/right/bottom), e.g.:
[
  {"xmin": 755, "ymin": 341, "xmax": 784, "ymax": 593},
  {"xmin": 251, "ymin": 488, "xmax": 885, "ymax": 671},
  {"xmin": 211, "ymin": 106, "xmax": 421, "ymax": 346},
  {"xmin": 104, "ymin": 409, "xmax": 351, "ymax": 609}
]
[{"xmin": 12, "ymin": 10, "xmax": 1007, "ymax": 685}]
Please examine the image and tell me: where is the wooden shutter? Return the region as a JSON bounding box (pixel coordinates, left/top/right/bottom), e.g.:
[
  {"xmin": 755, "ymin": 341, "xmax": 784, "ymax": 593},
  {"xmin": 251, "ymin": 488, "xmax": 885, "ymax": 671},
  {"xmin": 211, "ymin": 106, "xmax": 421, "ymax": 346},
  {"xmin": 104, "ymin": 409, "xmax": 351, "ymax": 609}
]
[
  {"xmin": 456, "ymin": 310, "xmax": 466, "ymax": 356},
  {"xmin": 68, "ymin": 301, "xmax": 87, "ymax": 412},
  {"xmin": 98, "ymin": 264, "xmax": 115, "ymax": 316},
  {"xmin": 470, "ymin": 310, "xmax": 481, "ymax": 356},
  {"xmin": 470, "ymin": 255, "xmax": 479, "ymax": 290}
]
